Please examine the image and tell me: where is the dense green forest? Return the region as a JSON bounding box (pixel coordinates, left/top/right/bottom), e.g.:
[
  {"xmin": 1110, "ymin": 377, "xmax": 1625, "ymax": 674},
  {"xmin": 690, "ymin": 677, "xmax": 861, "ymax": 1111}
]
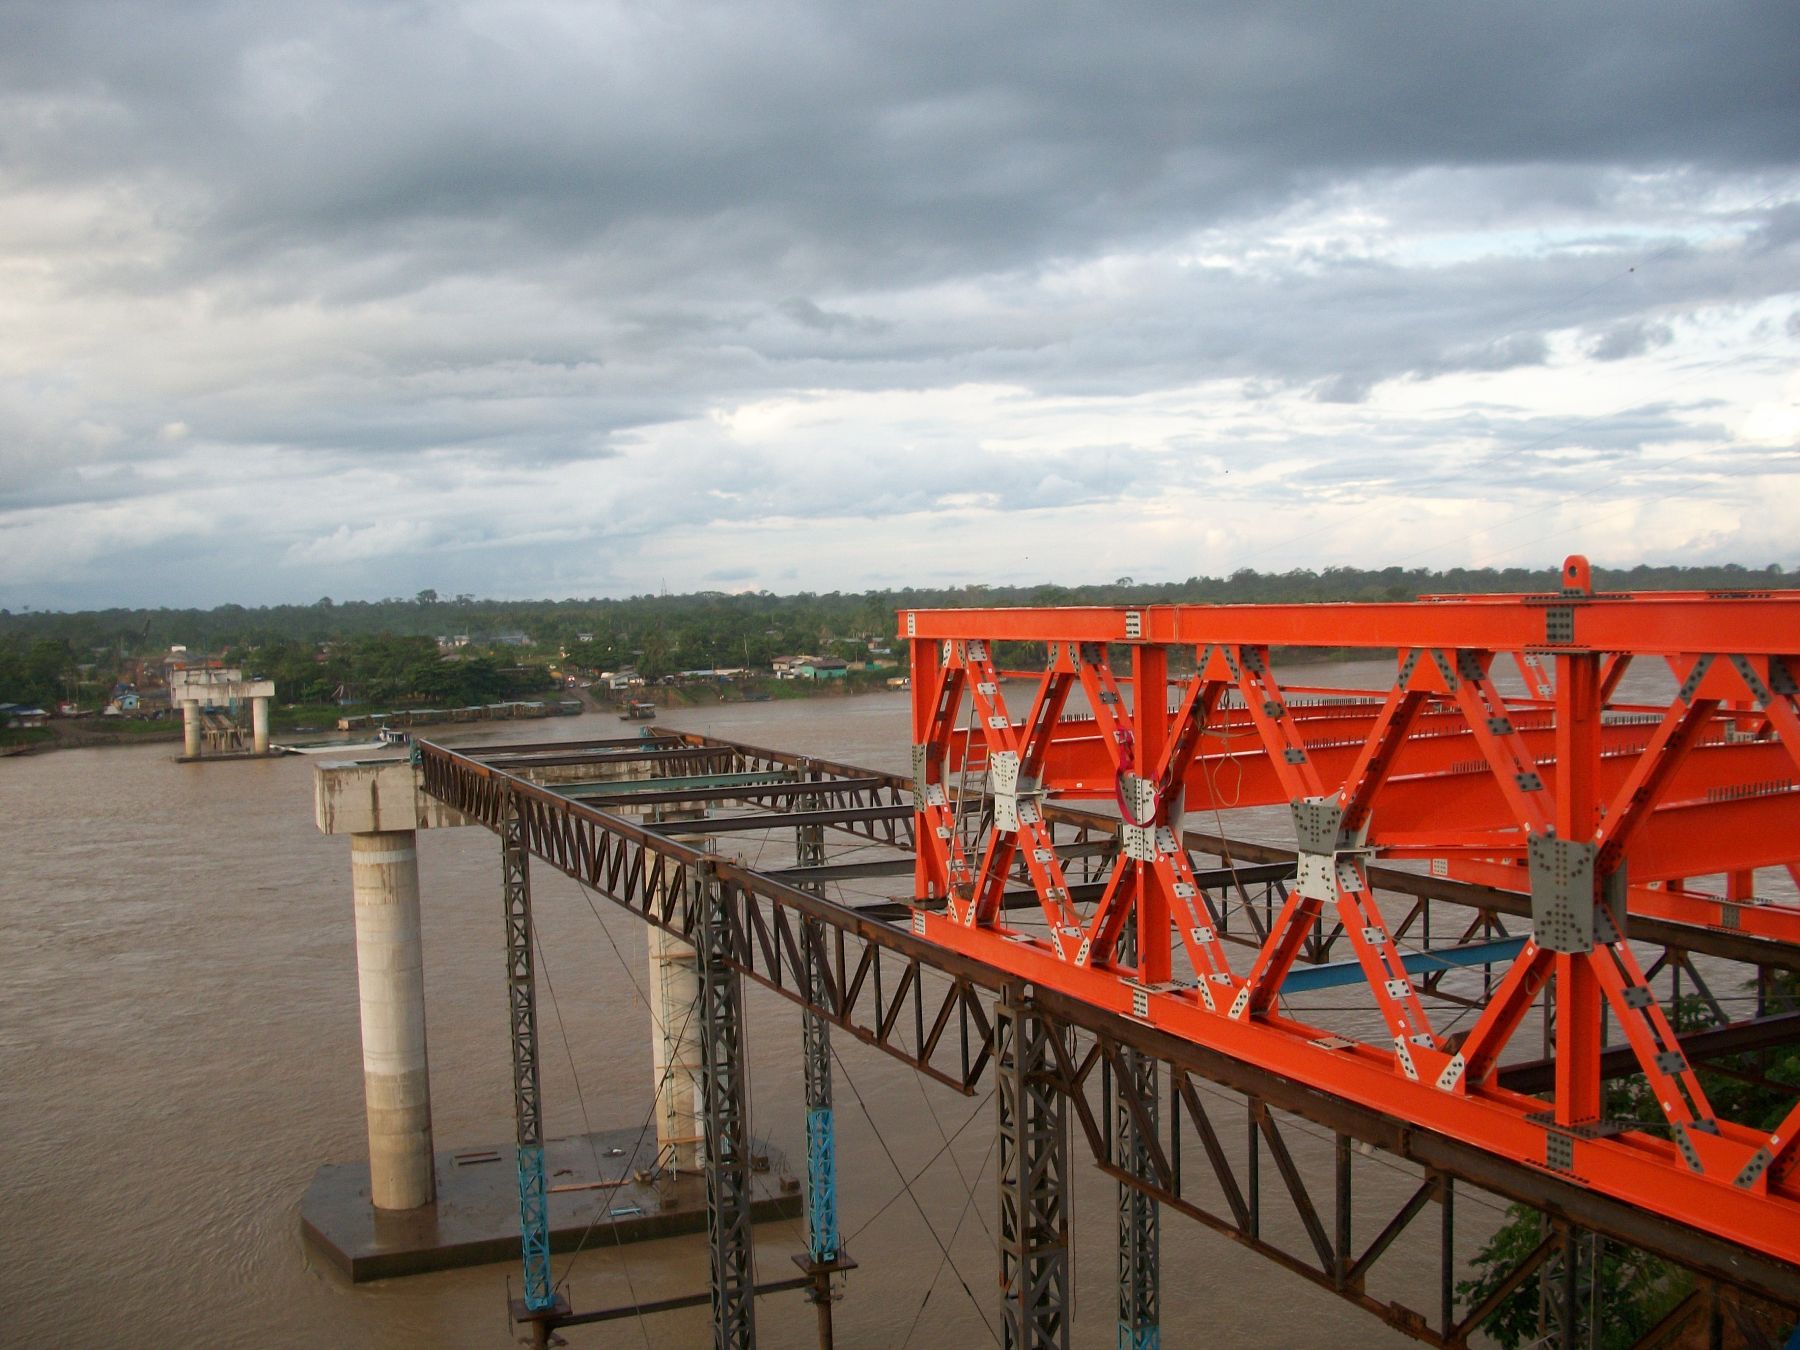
[{"xmin": 1, "ymin": 561, "xmax": 1787, "ymax": 708}]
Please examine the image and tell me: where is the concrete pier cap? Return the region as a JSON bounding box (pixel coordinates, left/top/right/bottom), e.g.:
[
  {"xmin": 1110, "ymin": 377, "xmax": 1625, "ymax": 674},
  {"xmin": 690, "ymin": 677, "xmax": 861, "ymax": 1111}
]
[
  {"xmin": 315, "ymin": 757, "xmax": 472, "ymax": 1211},
  {"xmin": 314, "ymin": 757, "xmax": 473, "ymax": 837}
]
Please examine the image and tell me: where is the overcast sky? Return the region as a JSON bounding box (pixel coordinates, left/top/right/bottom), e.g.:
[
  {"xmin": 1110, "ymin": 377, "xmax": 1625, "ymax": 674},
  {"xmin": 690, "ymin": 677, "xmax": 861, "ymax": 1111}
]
[{"xmin": 3, "ymin": 1, "xmax": 1797, "ymax": 609}]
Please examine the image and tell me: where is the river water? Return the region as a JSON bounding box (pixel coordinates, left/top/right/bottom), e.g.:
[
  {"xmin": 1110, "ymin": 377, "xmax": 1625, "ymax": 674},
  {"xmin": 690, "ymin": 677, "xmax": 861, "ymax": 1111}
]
[{"xmin": 8, "ymin": 664, "xmax": 1728, "ymax": 1348}]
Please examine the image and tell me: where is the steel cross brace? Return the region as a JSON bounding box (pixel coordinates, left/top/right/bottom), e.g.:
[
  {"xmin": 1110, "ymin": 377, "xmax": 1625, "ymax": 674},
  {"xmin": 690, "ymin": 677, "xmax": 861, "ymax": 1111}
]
[
  {"xmin": 1435, "ymin": 648, "xmax": 1738, "ymax": 1159},
  {"xmin": 911, "ymin": 641, "xmax": 977, "ymax": 906},
  {"xmin": 1219, "ymin": 643, "xmax": 1442, "ymax": 1074},
  {"xmin": 1071, "ymin": 644, "xmax": 1239, "ymax": 993},
  {"xmin": 955, "ymin": 640, "xmax": 1085, "ymax": 947}
]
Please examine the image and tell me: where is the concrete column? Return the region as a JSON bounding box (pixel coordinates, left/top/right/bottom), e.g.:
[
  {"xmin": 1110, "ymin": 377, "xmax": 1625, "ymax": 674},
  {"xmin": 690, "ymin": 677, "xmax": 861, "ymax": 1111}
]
[
  {"xmin": 350, "ymin": 829, "xmax": 436, "ymax": 1209},
  {"xmin": 252, "ymin": 696, "xmax": 270, "ymax": 755},
  {"xmin": 181, "ymin": 699, "xmax": 201, "ymax": 758},
  {"xmin": 648, "ymin": 922, "xmax": 704, "ymax": 1170}
]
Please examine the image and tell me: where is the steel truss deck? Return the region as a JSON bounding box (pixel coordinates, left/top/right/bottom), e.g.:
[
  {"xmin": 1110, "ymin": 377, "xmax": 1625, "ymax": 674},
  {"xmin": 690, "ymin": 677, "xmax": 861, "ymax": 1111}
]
[{"xmin": 419, "ymin": 716, "xmax": 1798, "ymax": 1344}]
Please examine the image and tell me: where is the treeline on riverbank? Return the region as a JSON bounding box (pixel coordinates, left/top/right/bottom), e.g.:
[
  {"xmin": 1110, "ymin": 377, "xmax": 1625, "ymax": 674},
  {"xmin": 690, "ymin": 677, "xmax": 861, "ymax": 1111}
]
[{"xmin": 3, "ymin": 561, "xmax": 1787, "ymax": 670}]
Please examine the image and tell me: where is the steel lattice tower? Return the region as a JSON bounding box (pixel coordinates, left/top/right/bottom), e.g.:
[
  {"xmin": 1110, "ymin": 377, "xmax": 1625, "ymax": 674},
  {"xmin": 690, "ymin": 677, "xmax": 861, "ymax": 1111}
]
[
  {"xmin": 996, "ymin": 992, "xmax": 1069, "ymax": 1349},
  {"xmin": 501, "ymin": 795, "xmax": 554, "ymax": 1313},
  {"xmin": 695, "ymin": 862, "xmax": 757, "ymax": 1348}
]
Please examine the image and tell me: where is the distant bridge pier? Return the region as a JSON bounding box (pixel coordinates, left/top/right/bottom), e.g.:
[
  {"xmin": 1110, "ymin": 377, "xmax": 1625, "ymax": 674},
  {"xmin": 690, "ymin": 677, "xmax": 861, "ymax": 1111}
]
[
  {"xmin": 181, "ymin": 699, "xmax": 201, "ymax": 758},
  {"xmin": 169, "ymin": 666, "xmax": 276, "ymax": 760}
]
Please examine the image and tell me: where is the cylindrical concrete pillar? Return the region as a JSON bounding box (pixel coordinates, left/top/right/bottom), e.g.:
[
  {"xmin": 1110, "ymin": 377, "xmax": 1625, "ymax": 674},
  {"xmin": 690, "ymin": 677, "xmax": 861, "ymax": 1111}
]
[
  {"xmin": 350, "ymin": 829, "xmax": 436, "ymax": 1209},
  {"xmin": 252, "ymin": 696, "xmax": 270, "ymax": 755},
  {"xmin": 647, "ymin": 923, "xmax": 703, "ymax": 1170},
  {"xmin": 181, "ymin": 699, "xmax": 201, "ymax": 758}
]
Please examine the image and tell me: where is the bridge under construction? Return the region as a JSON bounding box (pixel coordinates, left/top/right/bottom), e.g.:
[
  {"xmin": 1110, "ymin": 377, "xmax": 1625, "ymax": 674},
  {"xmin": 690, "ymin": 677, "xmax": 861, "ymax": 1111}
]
[{"xmin": 307, "ymin": 557, "xmax": 1800, "ymax": 1347}]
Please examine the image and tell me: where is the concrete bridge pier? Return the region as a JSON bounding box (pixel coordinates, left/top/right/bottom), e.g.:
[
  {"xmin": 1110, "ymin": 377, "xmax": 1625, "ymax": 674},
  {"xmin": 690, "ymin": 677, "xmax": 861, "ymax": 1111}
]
[
  {"xmin": 647, "ymin": 807, "xmax": 710, "ymax": 1174},
  {"xmin": 182, "ymin": 699, "xmax": 201, "ymax": 758},
  {"xmin": 351, "ymin": 828, "xmax": 435, "ymax": 1209},
  {"xmin": 315, "ymin": 759, "xmax": 472, "ymax": 1212},
  {"xmin": 648, "ymin": 923, "xmax": 704, "ymax": 1171},
  {"xmin": 169, "ymin": 667, "xmax": 276, "ymax": 759}
]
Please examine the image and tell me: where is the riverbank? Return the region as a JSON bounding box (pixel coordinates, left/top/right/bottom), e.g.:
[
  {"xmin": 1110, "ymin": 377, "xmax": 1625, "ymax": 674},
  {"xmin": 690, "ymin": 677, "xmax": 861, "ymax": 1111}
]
[
  {"xmin": 1, "ymin": 719, "xmax": 182, "ymax": 754},
  {"xmin": 0, "ymin": 676, "xmax": 898, "ymax": 757}
]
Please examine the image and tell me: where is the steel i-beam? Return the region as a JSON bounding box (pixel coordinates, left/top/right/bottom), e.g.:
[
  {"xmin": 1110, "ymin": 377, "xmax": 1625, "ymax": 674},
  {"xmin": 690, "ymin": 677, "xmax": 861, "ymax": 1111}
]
[
  {"xmin": 695, "ymin": 862, "xmax": 758, "ymax": 1348},
  {"xmin": 997, "ymin": 992, "xmax": 1070, "ymax": 1350}
]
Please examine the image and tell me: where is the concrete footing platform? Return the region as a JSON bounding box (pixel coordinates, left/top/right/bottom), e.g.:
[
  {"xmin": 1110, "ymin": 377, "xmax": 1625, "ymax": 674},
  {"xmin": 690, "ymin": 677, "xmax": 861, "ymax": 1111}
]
[
  {"xmin": 175, "ymin": 750, "xmax": 284, "ymax": 764},
  {"xmin": 301, "ymin": 1129, "xmax": 802, "ymax": 1282}
]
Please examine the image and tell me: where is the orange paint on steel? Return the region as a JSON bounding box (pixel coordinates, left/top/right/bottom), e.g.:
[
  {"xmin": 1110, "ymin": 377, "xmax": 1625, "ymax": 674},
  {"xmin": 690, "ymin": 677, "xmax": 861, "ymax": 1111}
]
[{"xmin": 900, "ymin": 557, "xmax": 1800, "ymax": 1269}]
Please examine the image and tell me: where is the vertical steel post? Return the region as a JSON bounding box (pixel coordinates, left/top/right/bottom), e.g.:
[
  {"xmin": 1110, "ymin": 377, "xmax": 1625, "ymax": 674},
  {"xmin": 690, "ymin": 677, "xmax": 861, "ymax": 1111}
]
[
  {"xmin": 1439, "ymin": 1174, "xmax": 1455, "ymax": 1337},
  {"xmin": 501, "ymin": 795, "xmax": 554, "ymax": 1312},
  {"xmin": 1131, "ymin": 645, "xmax": 1173, "ymax": 985},
  {"xmin": 798, "ymin": 820, "xmax": 841, "ymax": 1348},
  {"xmin": 1539, "ymin": 1220, "xmax": 1597, "ymax": 1348},
  {"xmin": 1553, "ymin": 650, "xmax": 1604, "ymax": 1126},
  {"xmin": 1334, "ymin": 1133, "xmax": 1352, "ymax": 1290},
  {"xmin": 996, "ymin": 991, "xmax": 1069, "ymax": 1350},
  {"xmin": 1116, "ymin": 1044, "xmax": 1160, "ymax": 1349},
  {"xmin": 1115, "ymin": 920, "xmax": 1159, "ymax": 1350},
  {"xmin": 694, "ymin": 861, "xmax": 757, "ymax": 1348}
]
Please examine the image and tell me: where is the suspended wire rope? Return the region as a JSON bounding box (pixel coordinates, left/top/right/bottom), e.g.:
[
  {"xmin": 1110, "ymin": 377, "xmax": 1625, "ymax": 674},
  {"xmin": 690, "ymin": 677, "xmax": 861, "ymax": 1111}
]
[{"xmin": 829, "ymin": 1041, "xmax": 1001, "ymax": 1346}]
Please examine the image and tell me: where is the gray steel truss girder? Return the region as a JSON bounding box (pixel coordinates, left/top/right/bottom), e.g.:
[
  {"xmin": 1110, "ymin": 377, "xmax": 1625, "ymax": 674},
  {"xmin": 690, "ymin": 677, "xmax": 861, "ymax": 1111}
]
[
  {"xmin": 694, "ymin": 864, "xmax": 757, "ymax": 1349},
  {"xmin": 997, "ymin": 993, "xmax": 1070, "ymax": 1350}
]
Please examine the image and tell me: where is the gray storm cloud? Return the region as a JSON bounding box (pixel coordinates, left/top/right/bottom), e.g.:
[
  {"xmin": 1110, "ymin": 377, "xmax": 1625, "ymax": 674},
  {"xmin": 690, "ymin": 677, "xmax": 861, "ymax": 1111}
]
[{"xmin": 1, "ymin": 0, "xmax": 1797, "ymax": 606}]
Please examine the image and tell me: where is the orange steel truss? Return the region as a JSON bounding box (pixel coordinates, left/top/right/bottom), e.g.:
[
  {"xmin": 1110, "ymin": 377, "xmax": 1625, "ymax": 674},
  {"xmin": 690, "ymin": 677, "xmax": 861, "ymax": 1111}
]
[{"xmin": 902, "ymin": 557, "xmax": 1800, "ymax": 1268}]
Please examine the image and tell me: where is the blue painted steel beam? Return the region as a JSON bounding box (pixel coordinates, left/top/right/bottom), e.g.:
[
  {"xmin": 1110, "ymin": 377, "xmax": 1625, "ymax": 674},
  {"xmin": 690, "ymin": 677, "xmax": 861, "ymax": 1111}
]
[
  {"xmin": 1280, "ymin": 937, "xmax": 1527, "ymax": 994},
  {"xmin": 806, "ymin": 1106, "xmax": 838, "ymax": 1263},
  {"xmin": 516, "ymin": 1143, "xmax": 552, "ymax": 1309}
]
